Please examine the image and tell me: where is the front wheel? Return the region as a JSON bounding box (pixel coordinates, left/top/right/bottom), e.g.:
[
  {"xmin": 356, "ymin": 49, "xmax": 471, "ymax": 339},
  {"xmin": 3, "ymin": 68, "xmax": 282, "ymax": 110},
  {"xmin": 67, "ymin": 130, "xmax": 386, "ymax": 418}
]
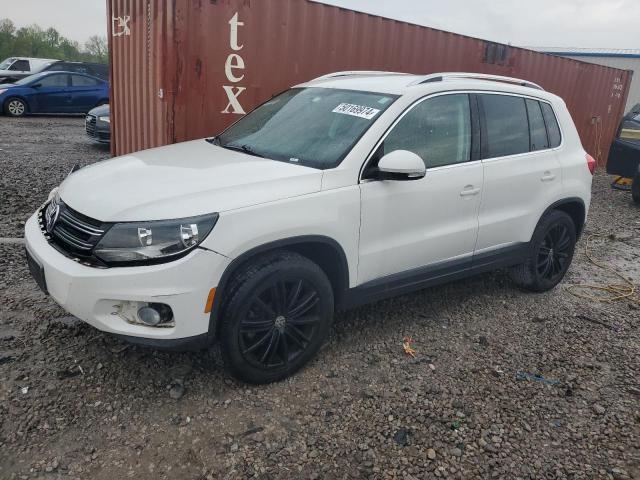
[
  {"xmin": 4, "ymin": 98, "xmax": 27, "ymax": 117},
  {"xmin": 510, "ymin": 210, "xmax": 577, "ymax": 292},
  {"xmin": 219, "ymin": 251, "xmax": 334, "ymax": 384}
]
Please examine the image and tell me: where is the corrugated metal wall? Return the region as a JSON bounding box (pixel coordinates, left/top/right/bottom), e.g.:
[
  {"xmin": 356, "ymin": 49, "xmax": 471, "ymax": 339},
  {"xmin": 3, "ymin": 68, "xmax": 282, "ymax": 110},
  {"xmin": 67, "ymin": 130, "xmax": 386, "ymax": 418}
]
[
  {"xmin": 107, "ymin": 0, "xmax": 173, "ymax": 155},
  {"xmin": 108, "ymin": 0, "xmax": 633, "ymax": 167},
  {"xmin": 560, "ymin": 55, "xmax": 639, "ymax": 113}
]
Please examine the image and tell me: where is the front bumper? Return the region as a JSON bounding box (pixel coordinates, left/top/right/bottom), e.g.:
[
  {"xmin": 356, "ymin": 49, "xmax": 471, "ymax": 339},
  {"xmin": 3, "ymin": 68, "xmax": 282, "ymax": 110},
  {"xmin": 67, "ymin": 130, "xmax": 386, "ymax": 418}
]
[
  {"xmin": 85, "ymin": 116, "xmax": 110, "ymax": 144},
  {"xmin": 24, "ymin": 213, "xmax": 230, "ymax": 343}
]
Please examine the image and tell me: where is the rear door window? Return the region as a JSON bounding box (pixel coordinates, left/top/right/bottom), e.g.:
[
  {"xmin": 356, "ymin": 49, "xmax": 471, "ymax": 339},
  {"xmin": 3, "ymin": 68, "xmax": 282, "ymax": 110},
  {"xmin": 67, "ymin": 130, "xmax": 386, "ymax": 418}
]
[
  {"xmin": 540, "ymin": 102, "xmax": 562, "ymax": 148},
  {"xmin": 526, "ymin": 99, "xmax": 549, "ymax": 151},
  {"xmin": 480, "ymin": 94, "xmax": 530, "ymax": 158},
  {"xmin": 71, "ymin": 75, "xmax": 100, "ymax": 86}
]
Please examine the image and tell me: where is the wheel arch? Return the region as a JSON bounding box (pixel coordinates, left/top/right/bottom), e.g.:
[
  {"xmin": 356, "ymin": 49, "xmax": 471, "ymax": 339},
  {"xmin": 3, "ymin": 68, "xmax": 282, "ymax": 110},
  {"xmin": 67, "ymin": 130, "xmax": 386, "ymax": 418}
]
[
  {"xmin": 207, "ymin": 235, "xmax": 350, "ymax": 341},
  {"xmin": 540, "ymin": 197, "xmax": 586, "ymax": 239}
]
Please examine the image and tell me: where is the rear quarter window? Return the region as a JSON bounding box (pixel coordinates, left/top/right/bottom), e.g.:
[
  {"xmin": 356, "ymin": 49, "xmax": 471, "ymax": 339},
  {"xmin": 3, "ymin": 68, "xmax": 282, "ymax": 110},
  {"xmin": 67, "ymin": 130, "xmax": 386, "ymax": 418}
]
[
  {"xmin": 540, "ymin": 102, "xmax": 562, "ymax": 148},
  {"xmin": 525, "ymin": 99, "xmax": 549, "ymax": 151}
]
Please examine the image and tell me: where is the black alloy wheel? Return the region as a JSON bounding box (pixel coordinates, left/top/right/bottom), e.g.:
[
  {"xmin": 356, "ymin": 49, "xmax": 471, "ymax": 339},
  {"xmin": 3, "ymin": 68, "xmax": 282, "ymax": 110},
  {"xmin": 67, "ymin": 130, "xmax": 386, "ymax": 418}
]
[
  {"xmin": 219, "ymin": 251, "xmax": 334, "ymax": 384},
  {"xmin": 239, "ymin": 278, "xmax": 321, "ymax": 369},
  {"xmin": 510, "ymin": 210, "xmax": 577, "ymax": 292},
  {"xmin": 536, "ymin": 223, "xmax": 572, "ymax": 282}
]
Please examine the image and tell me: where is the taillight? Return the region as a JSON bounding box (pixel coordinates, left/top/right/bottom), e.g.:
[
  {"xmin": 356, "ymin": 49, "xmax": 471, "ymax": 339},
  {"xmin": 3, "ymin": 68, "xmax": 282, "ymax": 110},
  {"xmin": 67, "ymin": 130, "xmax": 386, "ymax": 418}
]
[{"xmin": 586, "ymin": 154, "xmax": 596, "ymax": 175}]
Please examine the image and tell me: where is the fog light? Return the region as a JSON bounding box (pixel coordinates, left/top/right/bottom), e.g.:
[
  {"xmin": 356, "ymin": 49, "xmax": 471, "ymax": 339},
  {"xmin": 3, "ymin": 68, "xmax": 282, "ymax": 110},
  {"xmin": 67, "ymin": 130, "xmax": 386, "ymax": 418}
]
[
  {"xmin": 112, "ymin": 301, "xmax": 175, "ymax": 328},
  {"xmin": 137, "ymin": 306, "xmax": 161, "ymax": 326},
  {"xmin": 137, "ymin": 303, "xmax": 174, "ymax": 326}
]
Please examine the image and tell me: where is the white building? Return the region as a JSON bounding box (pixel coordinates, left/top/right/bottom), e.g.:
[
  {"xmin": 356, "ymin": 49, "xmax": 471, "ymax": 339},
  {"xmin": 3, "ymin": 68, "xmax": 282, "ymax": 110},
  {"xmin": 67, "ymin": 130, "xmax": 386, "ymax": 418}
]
[{"xmin": 531, "ymin": 48, "xmax": 639, "ymax": 114}]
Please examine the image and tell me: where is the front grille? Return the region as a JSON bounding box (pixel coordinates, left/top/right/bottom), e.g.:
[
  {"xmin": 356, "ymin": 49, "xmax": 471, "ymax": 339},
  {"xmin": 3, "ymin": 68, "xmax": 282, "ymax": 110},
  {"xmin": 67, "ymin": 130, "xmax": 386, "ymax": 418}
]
[
  {"xmin": 85, "ymin": 114, "xmax": 97, "ymax": 137},
  {"xmin": 38, "ymin": 200, "xmax": 109, "ymax": 267}
]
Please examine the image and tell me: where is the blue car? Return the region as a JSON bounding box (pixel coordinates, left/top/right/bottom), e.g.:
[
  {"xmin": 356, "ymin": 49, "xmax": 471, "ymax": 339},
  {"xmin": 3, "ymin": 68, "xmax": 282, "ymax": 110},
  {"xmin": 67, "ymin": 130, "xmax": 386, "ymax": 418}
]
[{"xmin": 0, "ymin": 71, "xmax": 109, "ymax": 116}]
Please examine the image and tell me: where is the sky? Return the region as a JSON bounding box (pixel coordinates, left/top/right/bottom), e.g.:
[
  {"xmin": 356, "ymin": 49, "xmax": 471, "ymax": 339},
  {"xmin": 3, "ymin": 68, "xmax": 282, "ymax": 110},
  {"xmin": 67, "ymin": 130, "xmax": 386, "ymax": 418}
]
[{"xmin": 3, "ymin": 0, "xmax": 639, "ymax": 49}]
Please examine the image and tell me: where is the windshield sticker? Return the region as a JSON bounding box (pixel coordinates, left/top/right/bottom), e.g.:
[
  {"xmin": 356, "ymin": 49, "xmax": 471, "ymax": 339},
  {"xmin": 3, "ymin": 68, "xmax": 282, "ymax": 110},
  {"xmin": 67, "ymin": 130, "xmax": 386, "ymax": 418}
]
[
  {"xmin": 378, "ymin": 97, "xmax": 392, "ymax": 104},
  {"xmin": 332, "ymin": 103, "xmax": 381, "ymax": 120}
]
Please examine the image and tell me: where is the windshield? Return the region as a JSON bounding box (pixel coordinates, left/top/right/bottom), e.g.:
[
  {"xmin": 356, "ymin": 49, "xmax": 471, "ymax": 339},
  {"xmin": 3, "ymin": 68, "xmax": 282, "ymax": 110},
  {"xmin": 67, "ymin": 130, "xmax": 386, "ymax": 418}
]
[
  {"xmin": 0, "ymin": 58, "xmax": 15, "ymax": 70},
  {"xmin": 14, "ymin": 72, "xmax": 47, "ymax": 86},
  {"xmin": 217, "ymin": 88, "xmax": 397, "ymax": 169}
]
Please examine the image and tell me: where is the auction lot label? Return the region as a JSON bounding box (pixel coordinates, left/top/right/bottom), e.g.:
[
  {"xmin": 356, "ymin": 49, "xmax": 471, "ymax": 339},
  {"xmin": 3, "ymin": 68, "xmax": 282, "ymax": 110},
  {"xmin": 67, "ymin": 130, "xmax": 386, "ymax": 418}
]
[{"xmin": 332, "ymin": 103, "xmax": 381, "ymax": 120}]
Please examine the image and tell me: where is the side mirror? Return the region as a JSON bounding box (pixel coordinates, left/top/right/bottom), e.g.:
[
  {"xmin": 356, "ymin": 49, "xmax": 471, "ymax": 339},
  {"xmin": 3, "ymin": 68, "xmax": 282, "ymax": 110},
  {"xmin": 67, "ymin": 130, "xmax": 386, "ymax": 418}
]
[
  {"xmin": 376, "ymin": 150, "xmax": 426, "ymax": 180},
  {"xmin": 31, "ymin": 83, "xmax": 42, "ymax": 88}
]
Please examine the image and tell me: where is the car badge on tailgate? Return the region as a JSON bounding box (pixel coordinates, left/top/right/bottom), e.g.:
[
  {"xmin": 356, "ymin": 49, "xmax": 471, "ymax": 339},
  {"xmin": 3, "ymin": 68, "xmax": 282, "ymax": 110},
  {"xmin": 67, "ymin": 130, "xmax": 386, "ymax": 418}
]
[{"xmin": 45, "ymin": 196, "xmax": 61, "ymax": 234}]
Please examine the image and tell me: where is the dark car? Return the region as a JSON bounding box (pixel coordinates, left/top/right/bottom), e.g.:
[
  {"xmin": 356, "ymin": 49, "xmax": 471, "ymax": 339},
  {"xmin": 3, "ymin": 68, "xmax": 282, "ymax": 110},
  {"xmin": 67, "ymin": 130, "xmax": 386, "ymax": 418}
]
[
  {"xmin": 0, "ymin": 71, "xmax": 109, "ymax": 116},
  {"xmin": 41, "ymin": 61, "xmax": 109, "ymax": 81},
  {"xmin": 607, "ymin": 103, "xmax": 640, "ymax": 204},
  {"xmin": 0, "ymin": 60, "xmax": 108, "ymax": 84},
  {"xmin": 85, "ymin": 104, "xmax": 110, "ymax": 144}
]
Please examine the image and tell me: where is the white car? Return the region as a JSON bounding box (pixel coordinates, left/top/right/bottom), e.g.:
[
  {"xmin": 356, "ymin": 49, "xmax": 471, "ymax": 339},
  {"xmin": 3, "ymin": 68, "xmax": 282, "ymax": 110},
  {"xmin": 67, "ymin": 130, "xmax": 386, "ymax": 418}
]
[
  {"xmin": 0, "ymin": 57, "xmax": 59, "ymax": 83},
  {"xmin": 25, "ymin": 72, "xmax": 594, "ymax": 383}
]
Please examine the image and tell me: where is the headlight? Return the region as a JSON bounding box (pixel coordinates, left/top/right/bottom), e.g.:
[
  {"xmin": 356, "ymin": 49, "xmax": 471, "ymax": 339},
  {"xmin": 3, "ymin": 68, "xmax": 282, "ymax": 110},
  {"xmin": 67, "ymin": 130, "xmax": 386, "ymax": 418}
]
[
  {"xmin": 0, "ymin": 89, "xmax": 7, "ymax": 95},
  {"xmin": 98, "ymin": 116, "xmax": 110, "ymax": 123},
  {"xmin": 93, "ymin": 213, "xmax": 218, "ymax": 265}
]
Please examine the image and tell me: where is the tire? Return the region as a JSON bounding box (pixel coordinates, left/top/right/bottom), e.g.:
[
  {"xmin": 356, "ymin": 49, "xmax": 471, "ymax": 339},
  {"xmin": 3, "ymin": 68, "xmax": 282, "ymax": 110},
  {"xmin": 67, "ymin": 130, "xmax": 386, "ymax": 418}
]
[
  {"xmin": 219, "ymin": 250, "xmax": 334, "ymax": 384},
  {"xmin": 509, "ymin": 210, "xmax": 577, "ymax": 292},
  {"xmin": 4, "ymin": 97, "xmax": 27, "ymax": 117},
  {"xmin": 632, "ymin": 171, "xmax": 640, "ymax": 205}
]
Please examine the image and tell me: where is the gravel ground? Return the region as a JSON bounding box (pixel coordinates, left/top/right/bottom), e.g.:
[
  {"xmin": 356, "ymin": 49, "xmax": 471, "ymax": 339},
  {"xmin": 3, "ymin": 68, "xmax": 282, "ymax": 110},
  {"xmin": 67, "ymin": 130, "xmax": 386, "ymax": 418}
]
[
  {"xmin": 0, "ymin": 117, "xmax": 639, "ymax": 480},
  {"xmin": 0, "ymin": 116, "xmax": 110, "ymax": 238}
]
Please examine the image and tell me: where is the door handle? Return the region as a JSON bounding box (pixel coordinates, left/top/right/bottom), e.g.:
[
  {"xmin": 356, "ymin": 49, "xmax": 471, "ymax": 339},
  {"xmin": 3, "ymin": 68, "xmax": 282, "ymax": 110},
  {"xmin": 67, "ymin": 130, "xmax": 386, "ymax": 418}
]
[
  {"xmin": 460, "ymin": 186, "xmax": 481, "ymax": 197},
  {"xmin": 541, "ymin": 171, "xmax": 556, "ymax": 182}
]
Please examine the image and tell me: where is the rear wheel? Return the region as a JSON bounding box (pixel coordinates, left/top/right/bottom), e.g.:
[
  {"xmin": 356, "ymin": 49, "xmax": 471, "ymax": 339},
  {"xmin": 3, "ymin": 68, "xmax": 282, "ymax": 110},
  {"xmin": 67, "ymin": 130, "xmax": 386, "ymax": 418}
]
[
  {"xmin": 219, "ymin": 251, "xmax": 334, "ymax": 384},
  {"xmin": 632, "ymin": 170, "xmax": 640, "ymax": 205},
  {"xmin": 510, "ymin": 210, "xmax": 577, "ymax": 292},
  {"xmin": 4, "ymin": 98, "xmax": 27, "ymax": 117}
]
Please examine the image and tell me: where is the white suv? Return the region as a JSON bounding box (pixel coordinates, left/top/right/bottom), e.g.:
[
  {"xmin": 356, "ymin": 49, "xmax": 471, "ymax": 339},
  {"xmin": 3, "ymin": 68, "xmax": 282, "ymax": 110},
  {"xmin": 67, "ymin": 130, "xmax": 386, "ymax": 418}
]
[{"xmin": 25, "ymin": 72, "xmax": 594, "ymax": 383}]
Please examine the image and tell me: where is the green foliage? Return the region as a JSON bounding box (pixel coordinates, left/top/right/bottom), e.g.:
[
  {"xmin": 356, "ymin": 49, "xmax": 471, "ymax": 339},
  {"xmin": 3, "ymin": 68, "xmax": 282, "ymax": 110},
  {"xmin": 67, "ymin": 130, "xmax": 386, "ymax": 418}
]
[{"xmin": 0, "ymin": 19, "xmax": 107, "ymax": 64}]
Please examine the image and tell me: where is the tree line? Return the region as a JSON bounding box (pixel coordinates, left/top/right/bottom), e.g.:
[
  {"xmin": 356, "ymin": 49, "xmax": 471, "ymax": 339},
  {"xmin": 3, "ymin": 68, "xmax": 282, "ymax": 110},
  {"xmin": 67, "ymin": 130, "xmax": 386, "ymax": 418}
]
[{"xmin": 0, "ymin": 19, "xmax": 107, "ymax": 64}]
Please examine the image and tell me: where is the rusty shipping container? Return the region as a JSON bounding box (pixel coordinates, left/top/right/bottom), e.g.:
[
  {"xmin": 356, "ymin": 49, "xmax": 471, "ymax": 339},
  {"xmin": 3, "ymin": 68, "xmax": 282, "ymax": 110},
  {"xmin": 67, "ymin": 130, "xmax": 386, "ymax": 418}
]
[{"xmin": 107, "ymin": 0, "xmax": 633, "ymax": 165}]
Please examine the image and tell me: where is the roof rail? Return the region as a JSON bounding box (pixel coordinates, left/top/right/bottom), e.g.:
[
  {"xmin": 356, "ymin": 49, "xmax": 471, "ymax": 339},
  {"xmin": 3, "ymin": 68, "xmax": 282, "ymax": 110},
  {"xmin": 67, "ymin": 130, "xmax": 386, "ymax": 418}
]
[
  {"xmin": 310, "ymin": 71, "xmax": 408, "ymax": 82},
  {"xmin": 412, "ymin": 72, "xmax": 544, "ymax": 90}
]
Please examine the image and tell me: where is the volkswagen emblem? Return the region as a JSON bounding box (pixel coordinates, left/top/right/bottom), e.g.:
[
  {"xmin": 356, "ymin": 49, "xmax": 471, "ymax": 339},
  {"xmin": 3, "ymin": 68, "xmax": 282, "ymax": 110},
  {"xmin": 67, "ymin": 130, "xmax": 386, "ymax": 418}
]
[{"xmin": 45, "ymin": 196, "xmax": 61, "ymax": 234}]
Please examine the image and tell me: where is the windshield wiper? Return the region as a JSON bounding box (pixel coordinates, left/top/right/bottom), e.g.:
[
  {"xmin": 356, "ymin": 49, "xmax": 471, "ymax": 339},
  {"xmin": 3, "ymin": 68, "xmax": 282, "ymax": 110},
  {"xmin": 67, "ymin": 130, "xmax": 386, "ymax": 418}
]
[
  {"xmin": 205, "ymin": 136, "xmax": 220, "ymax": 145},
  {"xmin": 220, "ymin": 143, "xmax": 265, "ymax": 158}
]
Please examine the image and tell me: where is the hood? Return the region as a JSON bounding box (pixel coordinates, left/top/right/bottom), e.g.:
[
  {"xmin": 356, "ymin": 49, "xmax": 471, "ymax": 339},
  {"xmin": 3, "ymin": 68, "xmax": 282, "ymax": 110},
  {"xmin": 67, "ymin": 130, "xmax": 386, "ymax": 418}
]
[
  {"xmin": 89, "ymin": 104, "xmax": 109, "ymax": 116},
  {"xmin": 58, "ymin": 140, "xmax": 323, "ymax": 222},
  {"xmin": 0, "ymin": 82, "xmax": 17, "ymax": 88}
]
